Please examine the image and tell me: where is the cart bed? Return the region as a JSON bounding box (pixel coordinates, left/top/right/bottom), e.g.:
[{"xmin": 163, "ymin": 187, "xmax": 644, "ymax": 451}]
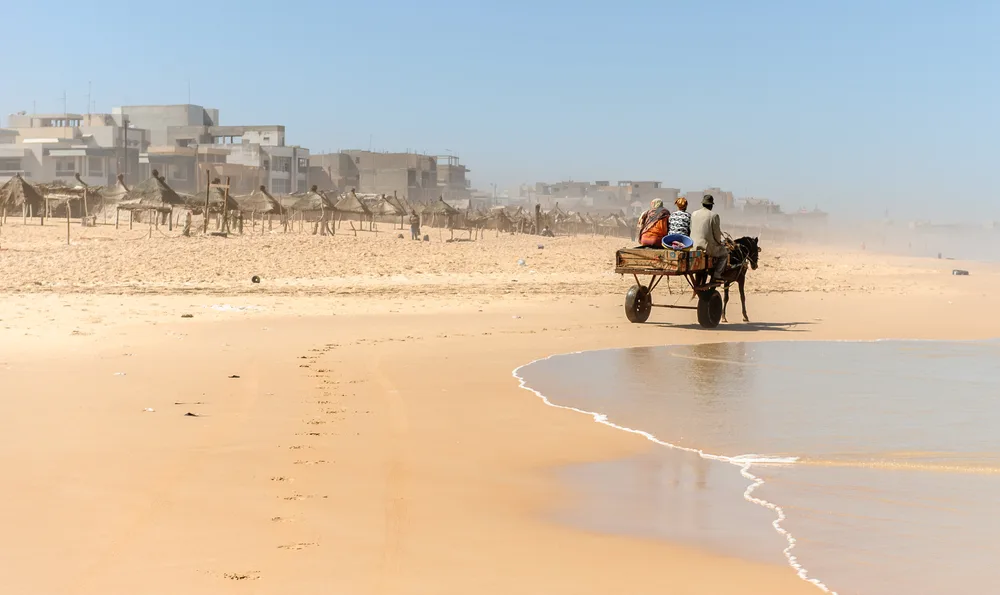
[{"xmin": 614, "ymin": 247, "xmax": 711, "ymax": 275}]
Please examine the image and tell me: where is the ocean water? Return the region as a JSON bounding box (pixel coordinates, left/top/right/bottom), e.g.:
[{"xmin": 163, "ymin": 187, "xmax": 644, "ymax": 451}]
[{"xmin": 515, "ymin": 341, "xmax": 1000, "ymax": 595}]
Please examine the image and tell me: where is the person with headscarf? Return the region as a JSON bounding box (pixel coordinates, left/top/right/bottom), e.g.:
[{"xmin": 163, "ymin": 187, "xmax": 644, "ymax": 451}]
[
  {"xmin": 668, "ymin": 196, "xmax": 691, "ymax": 237},
  {"xmin": 636, "ymin": 198, "xmax": 670, "ymax": 246}
]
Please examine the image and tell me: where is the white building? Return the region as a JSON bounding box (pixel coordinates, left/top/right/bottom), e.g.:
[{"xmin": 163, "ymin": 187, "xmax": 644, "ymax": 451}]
[{"xmin": 0, "ymin": 112, "xmax": 147, "ymax": 186}]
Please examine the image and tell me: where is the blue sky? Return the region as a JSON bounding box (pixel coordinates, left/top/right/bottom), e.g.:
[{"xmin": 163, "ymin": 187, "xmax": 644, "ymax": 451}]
[{"xmin": 4, "ymin": 0, "xmax": 998, "ymax": 218}]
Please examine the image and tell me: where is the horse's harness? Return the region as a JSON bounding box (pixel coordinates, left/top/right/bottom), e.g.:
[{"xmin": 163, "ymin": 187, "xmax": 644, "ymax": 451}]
[{"xmin": 724, "ymin": 234, "xmax": 751, "ymax": 273}]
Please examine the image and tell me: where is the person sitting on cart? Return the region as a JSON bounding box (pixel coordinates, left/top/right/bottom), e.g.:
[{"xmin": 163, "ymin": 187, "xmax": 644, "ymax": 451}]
[
  {"xmin": 636, "ymin": 199, "xmax": 670, "ymax": 247},
  {"xmin": 690, "ymin": 194, "xmax": 729, "ymax": 279},
  {"xmin": 668, "ymin": 196, "xmax": 691, "ymax": 237}
]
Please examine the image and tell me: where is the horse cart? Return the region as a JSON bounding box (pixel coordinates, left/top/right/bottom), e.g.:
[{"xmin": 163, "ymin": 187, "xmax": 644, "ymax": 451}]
[{"xmin": 614, "ymin": 247, "xmax": 724, "ymax": 328}]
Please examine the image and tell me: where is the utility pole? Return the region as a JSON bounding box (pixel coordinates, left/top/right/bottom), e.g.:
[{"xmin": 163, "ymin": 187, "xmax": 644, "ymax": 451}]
[{"xmin": 87, "ymin": 81, "xmax": 91, "ymax": 116}]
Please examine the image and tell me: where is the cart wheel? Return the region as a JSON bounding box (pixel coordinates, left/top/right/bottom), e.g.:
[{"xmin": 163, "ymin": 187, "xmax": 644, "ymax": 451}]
[
  {"xmin": 625, "ymin": 284, "xmax": 652, "ymax": 323},
  {"xmin": 697, "ymin": 289, "xmax": 723, "ymax": 328}
]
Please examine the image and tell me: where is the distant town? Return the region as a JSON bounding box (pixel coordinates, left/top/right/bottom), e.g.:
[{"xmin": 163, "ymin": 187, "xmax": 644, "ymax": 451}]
[{"xmin": 1, "ymin": 102, "xmax": 824, "ymax": 225}]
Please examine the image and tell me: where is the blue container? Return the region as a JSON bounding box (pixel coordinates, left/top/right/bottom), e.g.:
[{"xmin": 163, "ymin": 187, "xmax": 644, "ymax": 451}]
[{"xmin": 662, "ymin": 234, "xmax": 694, "ymax": 250}]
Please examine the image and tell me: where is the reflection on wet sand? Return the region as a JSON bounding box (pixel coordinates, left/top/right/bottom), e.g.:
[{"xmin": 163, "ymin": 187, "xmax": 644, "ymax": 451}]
[{"xmin": 521, "ymin": 340, "xmax": 1000, "ymax": 595}]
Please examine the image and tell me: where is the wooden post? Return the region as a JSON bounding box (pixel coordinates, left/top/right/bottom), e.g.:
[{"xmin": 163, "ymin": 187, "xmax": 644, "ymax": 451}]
[
  {"xmin": 204, "ymin": 171, "xmax": 211, "ymax": 234},
  {"xmin": 82, "ymin": 188, "xmax": 89, "ymax": 219},
  {"xmin": 115, "ymin": 208, "xmax": 120, "ymax": 229},
  {"xmin": 23, "ymin": 203, "xmax": 27, "ymax": 225},
  {"xmin": 129, "ymin": 210, "xmax": 133, "ymax": 230},
  {"xmin": 66, "ymin": 205, "xmax": 71, "ymax": 245}
]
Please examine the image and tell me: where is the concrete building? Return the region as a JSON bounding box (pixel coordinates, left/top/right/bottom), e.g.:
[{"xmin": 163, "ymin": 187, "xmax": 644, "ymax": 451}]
[
  {"xmin": 436, "ymin": 155, "xmax": 471, "ymax": 200},
  {"xmin": 113, "ymin": 104, "xmax": 219, "ymax": 145},
  {"xmin": 340, "ymin": 150, "xmax": 441, "ymax": 203},
  {"xmin": 621, "ymin": 181, "xmax": 679, "ymax": 204},
  {"xmin": 118, "ymin": 104, "xmax": 308, "ymax": 194},
  {"xmin": 1, "ymin": 112, "xmax": 147, "ymax": 186},
  {"xmin": 138, "ymin": 145, "xmax": 231, "ymax": 194},
  {"xmin": 685, "ymin": 188, "xmax": 735, "ymax": 209},
  {"xmin": 308, "ymin": 152, "xmax": 359, "ymax": 193}
]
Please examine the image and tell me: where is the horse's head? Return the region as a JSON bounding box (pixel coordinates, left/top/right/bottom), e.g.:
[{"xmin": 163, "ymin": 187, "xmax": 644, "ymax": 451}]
[
  {"xmin": 748, "ymin": 237, "xmax": 760, "ymax": 270},
  {"xmin": 732, "ymin": 236, "xmax": 760, "ymax": 270}
]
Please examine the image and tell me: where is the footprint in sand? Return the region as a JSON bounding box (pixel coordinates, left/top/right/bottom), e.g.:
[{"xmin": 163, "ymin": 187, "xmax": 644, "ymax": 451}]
[
  {"xmin": 277, "ymin": 543, "xmax": 316, "ymax": 550},
  {"xmin": 223, "ymin": 571, "xmax": 260, "ymax": 581},
  {"xmin": 287, "ymin": 445, "xmax": 312, "ymax": 450},
  {"xmin": 270, "ymin": 476, "xmax": 291, "ymax": 482},
  {"xmin": 293, "ymin": 460, "xmax": 328, "ymax": 465}
]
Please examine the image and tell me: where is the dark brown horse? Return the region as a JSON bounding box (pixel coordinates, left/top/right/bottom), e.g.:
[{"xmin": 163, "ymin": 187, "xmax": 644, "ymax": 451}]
[{"xmin": 720, "ymin": 236, "xmax": 761, "ymax": 323}]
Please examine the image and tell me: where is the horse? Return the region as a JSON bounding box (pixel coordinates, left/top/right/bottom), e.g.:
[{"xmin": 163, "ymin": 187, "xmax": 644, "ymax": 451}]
[{"xmin": 719, "ymin": 236, "xmax": 761, "ymax": 323}]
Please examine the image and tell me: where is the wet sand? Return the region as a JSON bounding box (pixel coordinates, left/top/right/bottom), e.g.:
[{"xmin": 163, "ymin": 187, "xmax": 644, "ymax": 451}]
[
  {"xmin": 519, "ymin": 341, "xmax": 1000, "ymax": 594},
  {"xmin": 1, "ymin": 221, "xmax": 999, "ymax": 593}
]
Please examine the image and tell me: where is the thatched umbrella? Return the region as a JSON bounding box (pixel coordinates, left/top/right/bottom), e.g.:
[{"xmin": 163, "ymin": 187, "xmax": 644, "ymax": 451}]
[
  {"xmin": 334, "ymin": 190, "xmax": 375, "ymax": 231},
  {"xmin": 235, "ymin": 185, "xmax": 284, "ymax": 215},
  {"xmin": 421, "ymin": 197, "xmax": 459, "ymax": 228},
  {"xmin": 119, "ymin": 170, "xmax": 185, "ymax": 210},
  {"xmin": 334, "ymin": 190, "xmax": 373, "ymax": 217},
  {"xmin": 371, "ymin": 194, "xmax": 406, "ymax": 217},
  {"xmin": 187, "ymin": 178, "xmax": 239, "ymax": 213},
  {"xmin": 116, "ymin": 170, "xmax": 185, "ymax": 230},
  {"xmin": 0, "ymin": 173, "xmax": 45, "ymax": 218},
  {"xmin": 290, "ymin": 185, "xmax": 336, "ymax": 212}
]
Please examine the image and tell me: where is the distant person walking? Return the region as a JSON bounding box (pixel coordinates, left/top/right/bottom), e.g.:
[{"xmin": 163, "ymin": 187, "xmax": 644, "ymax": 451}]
[
  {"xmin": 690, "ymin": 194, "xmax": 728, "ymax": 279},
  {"xmin": 409, "ymin": 209, "xmax": 421, "ymax": 240},
  {"xmin": 668, "ymin": 197, "xmax": 691, "ymax": 237}
]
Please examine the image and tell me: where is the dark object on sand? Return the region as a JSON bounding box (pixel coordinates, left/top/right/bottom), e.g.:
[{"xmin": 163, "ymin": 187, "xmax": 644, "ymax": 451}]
[
  {"xmin": 397, "ymin": 233, "xmax": 404, "ymax": 239},
  {"xmin": 181, "ymin": 314, "xmax": 194, "ymax": 318},
  {"xmin": 537, "ymin": 244, "xmax": 544, "ymax": 249},
  {"xmin": 184, "ymin": 412, "xmax": 200, "ymax": 417},
  {"xmin": 423, "ymin": 235, "xmax": 430, "ymax": 241},
  {"xmin": 251, "ymin": 275, "xmax": 261, "ymax": 284},
  {"xmin": 953, "ymin": 269, "xmax": 969, "ymax": 276},
  {"xmin": 228, "ymin": 375, "xmax": 241, "ymax": 379}
]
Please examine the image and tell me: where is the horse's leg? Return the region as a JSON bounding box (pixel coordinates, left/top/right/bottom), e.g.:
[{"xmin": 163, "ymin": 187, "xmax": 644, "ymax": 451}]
[
  {"xmin": 739, "ymin": 272, "xmax": 749, "ymax": 322},
  {"xmin": 722, "ymin": 281, "xmax": 730, "ymax": 323}
]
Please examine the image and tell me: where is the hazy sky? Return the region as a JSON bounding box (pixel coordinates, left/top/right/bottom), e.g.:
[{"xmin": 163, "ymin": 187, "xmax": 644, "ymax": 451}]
[{"xmin": 4, "ymin": 1, "xmax": 998, "ymax": 218}]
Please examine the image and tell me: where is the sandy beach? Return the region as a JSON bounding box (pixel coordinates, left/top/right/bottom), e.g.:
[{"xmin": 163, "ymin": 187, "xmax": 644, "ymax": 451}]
[{"xmin": 2, "ymin": 221, "xmax": 998, "ymax": 594}]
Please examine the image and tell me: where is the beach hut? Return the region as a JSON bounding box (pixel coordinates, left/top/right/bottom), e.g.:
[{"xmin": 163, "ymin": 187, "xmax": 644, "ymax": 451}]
[
  {"xmin": 116, "ymin": 170, "xmax": 186, "ymax": 231},
  {"xmin": 0, "ymin": 173, "xmax": 46, "ymax": 223}
]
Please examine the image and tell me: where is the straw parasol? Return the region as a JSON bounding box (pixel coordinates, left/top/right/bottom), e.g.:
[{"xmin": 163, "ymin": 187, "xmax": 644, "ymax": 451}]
[
  {"xmin": 290, "ymin": 185, "xmax": 336, "ymax": 212},
  {"xmin": 0, "ymin": 173, "xmax": 45, "ymax": 213},
  {"xmin": 334, "ymin": 190, "xmax": 373, "ymax": 216},
  {"xmin": 118, "ymin": 170, "xmax": 186, "ymax": 211},
  {"xmin": 235, "ymin": 185, "xmax": 284, "ymax": 215},
  {"xmin": 371, "ymin": 194, "xmax": 407, "ymax": 216}
]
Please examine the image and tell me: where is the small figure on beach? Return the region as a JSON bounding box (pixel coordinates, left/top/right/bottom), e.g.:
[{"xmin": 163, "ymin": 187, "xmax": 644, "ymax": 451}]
[
  {"xmin": 691, "ymin": 194, "xmax": 728, "ymax": 280},
  {"xmin": 636, "ymin": 199, "xmax": 670, "ymax": 247},
  {"xmin": 409, "ymin": 209, "xmax": 421, "ymax": 240},
  {"xmin": 540, "ymin": 226, "xmax": 555, "ymax": 238}
]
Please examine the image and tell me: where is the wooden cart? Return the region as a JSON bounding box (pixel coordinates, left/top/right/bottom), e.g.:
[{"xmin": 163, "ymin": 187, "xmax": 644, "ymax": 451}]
[{"xmin": 614, "ymin": 247, "xmax": 724, "ymax": 328}]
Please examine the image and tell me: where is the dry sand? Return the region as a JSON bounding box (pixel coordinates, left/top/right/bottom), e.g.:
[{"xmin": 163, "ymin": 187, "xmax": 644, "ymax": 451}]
[{"xmin": 1, "ymin": 220, "xmax": 998, "ymax": 594}]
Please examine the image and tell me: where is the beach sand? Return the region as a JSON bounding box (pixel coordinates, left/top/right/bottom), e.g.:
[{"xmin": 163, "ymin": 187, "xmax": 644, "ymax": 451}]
[{"xmin": 1, "ymin": 221, "xmax": 998, "ymax": 594}]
